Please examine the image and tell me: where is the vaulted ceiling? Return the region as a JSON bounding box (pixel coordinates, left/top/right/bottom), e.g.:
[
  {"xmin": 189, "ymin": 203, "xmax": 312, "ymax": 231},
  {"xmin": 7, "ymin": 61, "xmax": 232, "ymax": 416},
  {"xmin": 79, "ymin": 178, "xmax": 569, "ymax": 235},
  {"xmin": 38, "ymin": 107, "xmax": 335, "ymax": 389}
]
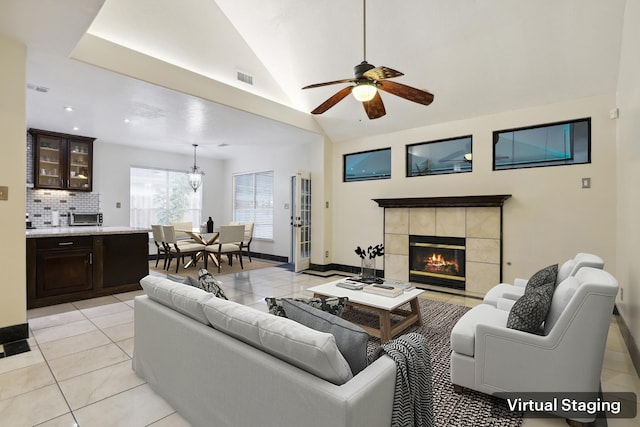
[{"xmin": 0, "ymin": 0, "xmax": 627, "ymax": 159}]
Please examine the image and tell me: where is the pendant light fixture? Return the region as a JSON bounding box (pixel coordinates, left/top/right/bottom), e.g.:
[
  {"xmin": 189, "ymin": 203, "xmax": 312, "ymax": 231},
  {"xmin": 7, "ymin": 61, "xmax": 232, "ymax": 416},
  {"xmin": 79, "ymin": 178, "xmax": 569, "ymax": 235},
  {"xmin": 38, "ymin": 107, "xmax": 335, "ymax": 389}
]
[{"xmin": 187, "ymin": 144, "xmax": 204, "ymax": 192}]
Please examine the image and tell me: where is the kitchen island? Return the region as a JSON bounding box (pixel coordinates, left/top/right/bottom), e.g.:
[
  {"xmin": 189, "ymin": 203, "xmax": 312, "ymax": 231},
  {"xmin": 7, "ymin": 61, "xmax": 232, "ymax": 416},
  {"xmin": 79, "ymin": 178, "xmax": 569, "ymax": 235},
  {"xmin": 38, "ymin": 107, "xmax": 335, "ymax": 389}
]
[{"xmin": 27, "ymin": 226, "xmax": 150, "ymax": 308}]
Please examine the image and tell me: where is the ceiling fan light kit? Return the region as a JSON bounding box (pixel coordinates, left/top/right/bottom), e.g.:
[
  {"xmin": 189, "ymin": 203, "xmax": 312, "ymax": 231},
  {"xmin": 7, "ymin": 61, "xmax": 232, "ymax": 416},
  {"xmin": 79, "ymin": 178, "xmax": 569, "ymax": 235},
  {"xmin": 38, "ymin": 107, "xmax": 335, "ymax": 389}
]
[
  {"xmin": 352, "ymin": 83, "xmax": 377, "ymax": 102},
  {"xmin": 302, "ymin": 0, "xmax": 434, "ymax": 119}
]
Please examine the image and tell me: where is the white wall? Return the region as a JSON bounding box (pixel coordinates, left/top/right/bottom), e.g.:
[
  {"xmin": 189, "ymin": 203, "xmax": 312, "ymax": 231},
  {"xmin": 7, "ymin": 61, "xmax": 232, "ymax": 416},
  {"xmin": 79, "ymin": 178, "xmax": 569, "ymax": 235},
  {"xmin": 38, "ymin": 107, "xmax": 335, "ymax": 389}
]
[
  {"xmin": 615, "ymin": 0, "xmax": 640, "ymax": 349},
  {"xmin": 93, "ymin": 142, "xmax": 226, "ymax": 228},
  {"xmin": 222, "ymin": 137, "xmax": 327, "ymax": 262},
  {"xmin": 331, "ymin": 93, "xmax": 618, "ymax": 283},
  {"xmin": 0, "ymin": 35, "xmax": 27, "ymax": 329}
]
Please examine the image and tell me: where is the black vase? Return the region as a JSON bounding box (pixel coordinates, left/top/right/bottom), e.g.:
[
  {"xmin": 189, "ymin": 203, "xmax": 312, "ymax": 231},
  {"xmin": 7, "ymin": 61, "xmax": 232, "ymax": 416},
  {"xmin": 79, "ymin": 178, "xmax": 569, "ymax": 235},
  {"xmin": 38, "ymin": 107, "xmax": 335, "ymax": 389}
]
[{"xmin": 207, "ymin": 217, "xmax": 214, "ymax": 233}]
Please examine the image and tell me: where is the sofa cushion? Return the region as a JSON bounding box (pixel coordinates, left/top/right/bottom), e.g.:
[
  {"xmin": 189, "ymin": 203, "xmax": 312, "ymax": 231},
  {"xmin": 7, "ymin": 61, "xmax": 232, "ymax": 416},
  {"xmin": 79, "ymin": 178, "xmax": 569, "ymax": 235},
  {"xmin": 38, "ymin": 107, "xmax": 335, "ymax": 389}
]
[
  {"xmin": 507, "ymin": 285, "xmax": 553, "ymax": 334},
  {"xmin": 202, "ymin": 296, "xmax": 353, "ymax": 385},
  {"xmin": 282, "ymin": 298, "xmax": 369, "ymax": 376},
  {"xmin": 140, "ymin": 275, "xmax": 213, "ymax": 324},
  {"xmin": 525, "ymin": 264, "xmax": 558, "ymax": 293},
  {"xmin": 265, "ymin": 296, "xmax": 348, "ymax": 318},
  {"xmin": 450, "ymin": 304, "xmax": 509, "ymax": 357},
  {"xmin": 543, "ymin": 276, "xmax": 580, "ymax": 335},
  {"xmin": 197, "ymin": 269, "xmax": 228, "ymax": 299}
]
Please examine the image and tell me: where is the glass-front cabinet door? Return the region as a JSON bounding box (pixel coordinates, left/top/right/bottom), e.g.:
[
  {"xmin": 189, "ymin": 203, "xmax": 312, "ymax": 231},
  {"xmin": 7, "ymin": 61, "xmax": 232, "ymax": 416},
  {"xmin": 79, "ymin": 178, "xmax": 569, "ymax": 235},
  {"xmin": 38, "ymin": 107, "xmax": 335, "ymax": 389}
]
[
  {"xmin": 30, "ymin": 129, "xmax": 95, "ymax": 192},
  {"xmin": 35, "ymin": 135, "xmax": 64, "ymax": 189},
  {"xmin": 67, "ymin": 140, "xmax": 92, "ymax": 190}
]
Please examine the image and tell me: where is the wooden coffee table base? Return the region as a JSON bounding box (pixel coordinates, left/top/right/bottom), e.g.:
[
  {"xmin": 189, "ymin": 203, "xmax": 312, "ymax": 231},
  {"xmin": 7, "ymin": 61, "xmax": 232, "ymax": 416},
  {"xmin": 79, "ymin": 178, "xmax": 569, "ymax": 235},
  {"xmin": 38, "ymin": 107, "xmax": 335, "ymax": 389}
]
[{"xmin": 314, "ymin": 293, "xmax": 423, "ymax": 343}]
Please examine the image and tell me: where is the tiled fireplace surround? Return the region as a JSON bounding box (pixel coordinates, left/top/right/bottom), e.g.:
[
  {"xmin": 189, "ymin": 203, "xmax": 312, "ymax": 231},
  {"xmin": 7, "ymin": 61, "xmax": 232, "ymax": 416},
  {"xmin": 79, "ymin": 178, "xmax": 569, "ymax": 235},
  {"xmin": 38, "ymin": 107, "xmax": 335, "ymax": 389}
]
[{"xmin": 377, "ymin": 195, "xmax": 511, "ymax": 295}]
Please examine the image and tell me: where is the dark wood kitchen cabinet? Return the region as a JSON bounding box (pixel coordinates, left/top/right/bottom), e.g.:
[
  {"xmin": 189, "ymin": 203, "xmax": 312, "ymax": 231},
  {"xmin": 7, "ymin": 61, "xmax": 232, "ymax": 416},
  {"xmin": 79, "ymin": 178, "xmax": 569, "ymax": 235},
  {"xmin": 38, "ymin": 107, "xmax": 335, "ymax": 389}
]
[
  {"xmin": 29, "ymin": 128, "xmax": 95, "ymax": 192},
  {"xmin": 33, "ymin": 236, "xmax": 93, "ymax": 298},
  {"xmin": 27, "ymin": 231, "xmax": 149, "ymax": 308}
]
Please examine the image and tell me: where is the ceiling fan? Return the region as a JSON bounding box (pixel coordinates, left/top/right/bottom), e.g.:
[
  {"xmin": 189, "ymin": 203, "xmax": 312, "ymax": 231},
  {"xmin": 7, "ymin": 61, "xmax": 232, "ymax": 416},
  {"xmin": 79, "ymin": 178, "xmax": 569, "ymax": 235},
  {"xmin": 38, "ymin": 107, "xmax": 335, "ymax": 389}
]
[{"xmin": 302, "ymin": 0, "xmax": 434, "ymax": 120}]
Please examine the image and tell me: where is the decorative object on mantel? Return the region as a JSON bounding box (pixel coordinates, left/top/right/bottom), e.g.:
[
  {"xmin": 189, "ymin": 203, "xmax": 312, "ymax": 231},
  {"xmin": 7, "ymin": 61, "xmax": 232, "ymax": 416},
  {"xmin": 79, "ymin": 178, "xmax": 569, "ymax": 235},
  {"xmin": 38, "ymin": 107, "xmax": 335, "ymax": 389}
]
[
  {"xmin": 355, "ymin": 244, "xmax": 384, "ymax": 283},
  {"xmin": 187, "ymin": 144, "xmax": 205, "ymax": 192}
]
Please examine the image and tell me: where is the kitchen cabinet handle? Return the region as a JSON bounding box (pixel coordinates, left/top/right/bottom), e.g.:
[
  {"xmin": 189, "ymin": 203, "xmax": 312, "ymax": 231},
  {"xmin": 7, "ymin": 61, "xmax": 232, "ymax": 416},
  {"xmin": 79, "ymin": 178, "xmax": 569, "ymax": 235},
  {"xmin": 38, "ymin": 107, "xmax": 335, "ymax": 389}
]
[
  {"xmin": 58, "ymin": 242, "xmax": 74, "ymax": 246},
  {"xmin": 89, "ymin": 253, "xmax": 93, "ymax": 264}
]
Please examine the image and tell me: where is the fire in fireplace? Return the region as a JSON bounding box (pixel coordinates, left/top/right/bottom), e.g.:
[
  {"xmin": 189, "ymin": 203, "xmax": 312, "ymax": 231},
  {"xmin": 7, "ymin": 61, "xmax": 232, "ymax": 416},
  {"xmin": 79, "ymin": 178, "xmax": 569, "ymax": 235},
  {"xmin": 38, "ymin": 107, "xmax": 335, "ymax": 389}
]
[{"xmin": 409, "ymin": 235, "xmax": 466, "ymax": 289}]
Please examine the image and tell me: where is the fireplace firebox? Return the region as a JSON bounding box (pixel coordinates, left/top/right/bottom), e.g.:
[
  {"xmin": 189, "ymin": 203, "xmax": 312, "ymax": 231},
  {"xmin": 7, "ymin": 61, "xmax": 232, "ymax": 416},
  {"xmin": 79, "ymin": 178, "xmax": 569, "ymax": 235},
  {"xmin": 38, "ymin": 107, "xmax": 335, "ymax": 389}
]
[{"xmin": 409, "ymin": 235, "xmax": 466, "ymax": 289}]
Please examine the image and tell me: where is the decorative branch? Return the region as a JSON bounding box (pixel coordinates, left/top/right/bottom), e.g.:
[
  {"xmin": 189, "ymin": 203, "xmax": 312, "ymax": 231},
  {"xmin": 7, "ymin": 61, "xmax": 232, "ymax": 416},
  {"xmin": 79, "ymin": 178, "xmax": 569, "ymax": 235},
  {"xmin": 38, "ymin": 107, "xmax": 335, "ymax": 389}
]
[{"xmin": 354, "ymin": 244, "xmax": 384, "ymax": 259}]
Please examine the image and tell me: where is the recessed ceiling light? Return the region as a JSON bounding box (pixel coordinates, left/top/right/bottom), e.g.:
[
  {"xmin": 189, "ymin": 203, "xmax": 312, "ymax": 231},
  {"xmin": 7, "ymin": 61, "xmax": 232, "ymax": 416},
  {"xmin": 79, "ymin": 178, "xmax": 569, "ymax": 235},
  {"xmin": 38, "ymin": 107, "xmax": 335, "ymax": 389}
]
[
  {"xmin": 73, "ymin": 126, "xmax": 79, "ymax": 131},
  {"xmin": 64, "ymin": 106, "xmax": 73, "ymax": 112},
  {"xmin": 124, "ymin": 118, "xmax": 130, "ymax": 123}
]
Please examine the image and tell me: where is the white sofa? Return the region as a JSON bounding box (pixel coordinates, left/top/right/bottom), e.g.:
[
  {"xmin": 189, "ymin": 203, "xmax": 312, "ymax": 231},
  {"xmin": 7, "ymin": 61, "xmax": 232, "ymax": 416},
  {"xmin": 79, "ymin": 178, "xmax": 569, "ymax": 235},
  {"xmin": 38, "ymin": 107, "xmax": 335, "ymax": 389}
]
[
  {"xmin": 450, "ymin": 267, "xmax": 619, "ymax": 425},
  {"xmin": 482, "ymin": 253, "xmax": 605, "ymax": 308},
  {"xmin": 133, "ymin": 275, "xmax": 397, "ymax": 427}
]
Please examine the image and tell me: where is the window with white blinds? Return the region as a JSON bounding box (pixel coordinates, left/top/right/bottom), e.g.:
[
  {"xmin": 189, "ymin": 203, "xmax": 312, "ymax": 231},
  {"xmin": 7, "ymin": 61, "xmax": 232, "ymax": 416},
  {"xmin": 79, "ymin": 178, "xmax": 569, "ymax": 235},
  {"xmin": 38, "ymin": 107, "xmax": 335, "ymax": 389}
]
[{"xmin": 233, "ymin": 171, "xmax": 274, "ymax": 239}]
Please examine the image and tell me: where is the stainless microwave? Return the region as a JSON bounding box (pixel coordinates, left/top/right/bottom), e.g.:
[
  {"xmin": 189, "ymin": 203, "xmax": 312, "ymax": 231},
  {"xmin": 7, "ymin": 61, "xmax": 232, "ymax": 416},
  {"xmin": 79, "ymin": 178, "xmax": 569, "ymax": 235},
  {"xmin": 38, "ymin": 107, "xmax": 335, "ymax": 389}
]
[{"xmin": 69, "ymin": 212, "xmax": 103, "ymax": 226}]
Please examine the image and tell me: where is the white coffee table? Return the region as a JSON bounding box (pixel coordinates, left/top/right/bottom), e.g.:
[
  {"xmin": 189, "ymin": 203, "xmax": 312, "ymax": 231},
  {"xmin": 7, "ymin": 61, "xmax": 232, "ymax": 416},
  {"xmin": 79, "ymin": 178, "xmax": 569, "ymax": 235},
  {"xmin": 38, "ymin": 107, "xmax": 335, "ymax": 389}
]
[{"xmin": 308, "ymin": 279, "xmax": 424, "ymax": 343}]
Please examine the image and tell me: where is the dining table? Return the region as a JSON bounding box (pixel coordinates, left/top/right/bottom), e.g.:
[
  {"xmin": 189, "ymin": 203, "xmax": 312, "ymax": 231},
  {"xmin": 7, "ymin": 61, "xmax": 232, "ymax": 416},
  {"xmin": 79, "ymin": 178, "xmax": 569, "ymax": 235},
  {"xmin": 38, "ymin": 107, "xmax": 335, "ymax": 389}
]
[{"xmin": 177, "ymin": 229, "xmax": 220, "ymax": 269}]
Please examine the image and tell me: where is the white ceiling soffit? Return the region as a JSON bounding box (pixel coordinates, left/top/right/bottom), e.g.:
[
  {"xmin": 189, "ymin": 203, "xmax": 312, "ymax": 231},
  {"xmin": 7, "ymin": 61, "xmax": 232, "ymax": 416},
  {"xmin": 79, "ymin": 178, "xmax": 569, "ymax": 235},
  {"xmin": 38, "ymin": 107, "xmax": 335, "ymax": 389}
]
[{"xmin": 85, "ymin": 0, "xmax": 292, "ymax": 108}]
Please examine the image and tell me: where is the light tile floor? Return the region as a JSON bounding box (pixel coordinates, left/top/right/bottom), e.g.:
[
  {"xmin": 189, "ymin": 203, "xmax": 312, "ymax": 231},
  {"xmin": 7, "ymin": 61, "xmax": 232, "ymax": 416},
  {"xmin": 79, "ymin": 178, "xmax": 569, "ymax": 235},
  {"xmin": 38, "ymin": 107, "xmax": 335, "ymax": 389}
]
[{"xmin": 0, "ymin": 266, "xmax": 637, "ymax": 426}]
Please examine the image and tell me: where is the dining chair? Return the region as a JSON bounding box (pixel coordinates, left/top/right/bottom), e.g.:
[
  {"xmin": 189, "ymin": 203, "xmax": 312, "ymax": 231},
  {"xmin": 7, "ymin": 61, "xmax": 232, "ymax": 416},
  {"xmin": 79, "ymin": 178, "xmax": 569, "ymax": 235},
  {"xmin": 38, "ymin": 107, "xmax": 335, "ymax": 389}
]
[
  {"xmin": 230, "ymin": 222, "xmax": 255, "ymax": 262},
  {"xmin": 151, "ymin": 224, "xmax": 168, "ymax": 269},
  {"xmin": 162, "ymin": 225, "xmax": 206, "ymax": 273},
  {"xmin": 204, "ymin": 225, "xmax": 245, "ymax": 273}
]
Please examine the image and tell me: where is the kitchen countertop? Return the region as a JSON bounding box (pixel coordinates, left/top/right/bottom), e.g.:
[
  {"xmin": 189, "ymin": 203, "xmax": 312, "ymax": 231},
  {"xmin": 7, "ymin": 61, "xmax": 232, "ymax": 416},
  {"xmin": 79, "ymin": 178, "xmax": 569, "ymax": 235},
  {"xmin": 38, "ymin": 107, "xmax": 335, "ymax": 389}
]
[{"xmin": 26, "ymin": 226, "xmax": 151, "ymax": 238}]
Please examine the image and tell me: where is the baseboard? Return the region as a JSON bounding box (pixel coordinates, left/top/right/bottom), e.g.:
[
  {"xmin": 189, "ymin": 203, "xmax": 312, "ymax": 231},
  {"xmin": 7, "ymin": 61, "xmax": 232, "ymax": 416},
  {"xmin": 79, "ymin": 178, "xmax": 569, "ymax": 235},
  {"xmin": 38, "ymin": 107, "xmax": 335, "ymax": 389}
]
[
  {"xmin": 309, "ymin": 262, "xmax": 383, "ymax": 277},
  {"xmin": 0, "ymin": 323, "xmax": 28, "ymax": 345},
  {"xmin": 248, "ymin": 252, "xmax": 288, "ymax": 263},
  {"xmin": 615, "ymin": 305, "xmax": 640, "ymax": 377}
]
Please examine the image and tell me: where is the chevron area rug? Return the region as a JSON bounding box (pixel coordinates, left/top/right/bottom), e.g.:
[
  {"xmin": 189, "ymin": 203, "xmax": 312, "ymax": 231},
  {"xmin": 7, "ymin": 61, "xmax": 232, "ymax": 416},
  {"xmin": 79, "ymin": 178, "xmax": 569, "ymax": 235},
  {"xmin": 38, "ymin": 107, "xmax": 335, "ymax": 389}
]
[{"xmin": 341, "ymin": 298, "xmax": 524, "ymax": 427}]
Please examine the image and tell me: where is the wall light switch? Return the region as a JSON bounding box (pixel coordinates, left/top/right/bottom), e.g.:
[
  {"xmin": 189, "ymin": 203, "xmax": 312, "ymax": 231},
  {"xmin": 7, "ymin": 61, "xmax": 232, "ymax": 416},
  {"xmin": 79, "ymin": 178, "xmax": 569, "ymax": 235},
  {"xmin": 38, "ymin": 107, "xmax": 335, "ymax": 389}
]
[
  {"xmin": 116, "ymin": 202, "xmax": 121, "ymax": 208},
  {"xmin": 581, "ymin": 177, "xmax": 591, "ymax": 189},
  {"xmin": 0, "ymin": 186, "xmax": 8, "ymax": 200}
]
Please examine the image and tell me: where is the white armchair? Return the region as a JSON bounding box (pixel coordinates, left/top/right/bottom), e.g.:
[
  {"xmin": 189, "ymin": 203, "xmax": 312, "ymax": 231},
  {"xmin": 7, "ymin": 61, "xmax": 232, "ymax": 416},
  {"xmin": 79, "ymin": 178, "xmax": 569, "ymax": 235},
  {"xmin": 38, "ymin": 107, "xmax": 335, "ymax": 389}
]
[
  {"xmin": 450, "ymin": 267, "xmax": 619, "ymax": 426},
  {"xmin": 483, "ymin": 253, "xmax": 605, "ymax": 308}
]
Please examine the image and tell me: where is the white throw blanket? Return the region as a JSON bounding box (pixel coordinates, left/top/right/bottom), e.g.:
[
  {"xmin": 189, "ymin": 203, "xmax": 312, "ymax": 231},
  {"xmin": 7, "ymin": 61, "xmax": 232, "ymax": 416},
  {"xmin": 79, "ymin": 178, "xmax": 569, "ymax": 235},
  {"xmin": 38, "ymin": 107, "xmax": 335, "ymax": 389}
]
[{"xmin": 370, "ymin": 332, "xmax": 434, "ymax": 427}]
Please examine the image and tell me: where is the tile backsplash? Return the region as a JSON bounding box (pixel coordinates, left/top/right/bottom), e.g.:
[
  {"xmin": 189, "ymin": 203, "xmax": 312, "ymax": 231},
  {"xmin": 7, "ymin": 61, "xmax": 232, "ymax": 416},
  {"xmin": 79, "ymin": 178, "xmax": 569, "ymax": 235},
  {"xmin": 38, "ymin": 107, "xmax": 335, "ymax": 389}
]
[{"xmin": 26, "ymin": 189, "xmax": 101, "ymax": 228}]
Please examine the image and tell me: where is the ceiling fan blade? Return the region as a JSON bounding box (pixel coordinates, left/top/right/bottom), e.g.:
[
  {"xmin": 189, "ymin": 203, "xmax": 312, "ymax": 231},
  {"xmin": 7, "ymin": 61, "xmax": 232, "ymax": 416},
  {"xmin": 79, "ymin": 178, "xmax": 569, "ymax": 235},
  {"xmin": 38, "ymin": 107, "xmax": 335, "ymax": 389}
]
[
  {"xmin": 363, "ymin": 66, "xmax": 404, "ymax": 81},
  {"xmin": 310, "ymin": 86, "xmax": 353, "ymax": 114},
  {"xmin": 303, "ymin": 78, "xmax": 356, "ymax": 90},
  {"xmin": 362, "ymin": 91, "xmax": 386, "ymax": 119},
  {"xmin": 378, "ymin": 80, "xmax": 434, "ymax": 105}
]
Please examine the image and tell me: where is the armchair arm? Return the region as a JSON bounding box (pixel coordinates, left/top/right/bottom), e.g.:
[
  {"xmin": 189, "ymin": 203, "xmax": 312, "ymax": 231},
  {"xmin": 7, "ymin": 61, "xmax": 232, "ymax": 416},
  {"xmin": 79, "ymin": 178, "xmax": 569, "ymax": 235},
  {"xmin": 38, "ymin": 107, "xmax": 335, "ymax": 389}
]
[{"xmin": 501, "ymin": 290, "xmax": 524, "ymax": 301}]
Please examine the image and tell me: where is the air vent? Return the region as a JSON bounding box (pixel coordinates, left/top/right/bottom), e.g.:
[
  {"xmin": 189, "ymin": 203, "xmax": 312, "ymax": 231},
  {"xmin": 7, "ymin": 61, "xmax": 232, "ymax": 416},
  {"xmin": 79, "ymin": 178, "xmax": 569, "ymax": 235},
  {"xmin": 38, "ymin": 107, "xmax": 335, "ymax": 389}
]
[
  {"xmin": 27, "ymin": 83, "xmax": 50, "ymax": 93},
  {"xmin": 236, "ymin": 71, "xmax": 253, "ymax": 85}
]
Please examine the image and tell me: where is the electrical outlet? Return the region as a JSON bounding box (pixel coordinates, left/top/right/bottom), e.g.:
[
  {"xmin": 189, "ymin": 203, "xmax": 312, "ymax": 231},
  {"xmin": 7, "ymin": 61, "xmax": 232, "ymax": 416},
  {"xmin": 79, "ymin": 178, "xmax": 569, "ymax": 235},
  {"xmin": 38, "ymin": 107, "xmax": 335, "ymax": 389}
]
[
  {"xmin": 116, "ymin": 202, "xmax": 121, "ymax": 208},
  {"xmin": 325, "ymin": 251, "xmax": 329, "ymax": 258},
  {"xmin": 620, "ymin": 288, "xmax": 624, "ymax": 301}
]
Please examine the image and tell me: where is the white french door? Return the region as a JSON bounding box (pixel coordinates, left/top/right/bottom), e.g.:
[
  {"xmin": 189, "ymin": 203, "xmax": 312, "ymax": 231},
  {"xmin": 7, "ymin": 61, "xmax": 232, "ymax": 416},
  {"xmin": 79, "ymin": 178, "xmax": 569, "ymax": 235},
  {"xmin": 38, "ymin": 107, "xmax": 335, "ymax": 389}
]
[{"xmin": 291, "ymin": 171, "xmax": 311, "ymax": 272}]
